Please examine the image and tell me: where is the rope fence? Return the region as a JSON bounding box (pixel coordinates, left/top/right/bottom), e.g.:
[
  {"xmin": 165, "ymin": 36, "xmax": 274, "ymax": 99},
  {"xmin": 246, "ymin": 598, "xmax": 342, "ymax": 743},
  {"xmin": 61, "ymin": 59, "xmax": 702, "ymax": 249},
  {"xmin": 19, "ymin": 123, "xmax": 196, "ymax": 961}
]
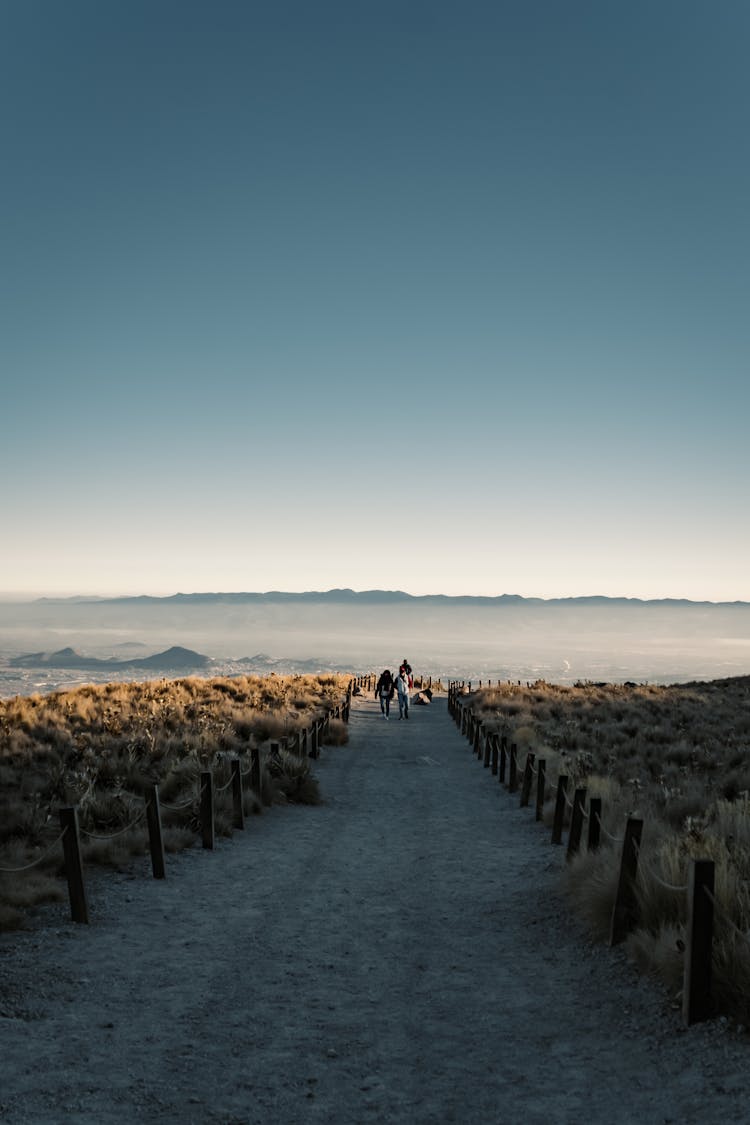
[
  {"xmin": 632, "ymin": 839, "xmax": 689, "ymax": 894},
  {"xmin": 214, "ymin": 775, "xmax": 235, "ymax": 794},
  {"xmin": 0, "ymin": 681, "xmax": 357, "ymax": 929},
  {"xmin": 80, "ymin": 805, "xmax": 148, "ymax": 841},
  {"xmin": 593, "ymin": 812, "xmax": 624, "ymax": 847},
  {"xmin": 159, "ymin": 795, "xmax": 197, "ymax": 812},
  {"xmin": 447, "ymin": 680, "xmax": 724, "ymax": 1027},
  {"xmin": 0, "ymin": 827, "xmax": 69, "ymax": 873}
]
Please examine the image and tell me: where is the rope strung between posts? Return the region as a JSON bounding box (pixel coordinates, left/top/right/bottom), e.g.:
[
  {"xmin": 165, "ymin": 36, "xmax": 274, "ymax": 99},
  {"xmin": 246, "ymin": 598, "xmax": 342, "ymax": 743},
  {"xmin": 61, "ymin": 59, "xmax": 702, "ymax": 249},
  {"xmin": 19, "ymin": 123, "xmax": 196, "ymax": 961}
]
[
  {"xmin": 631, "ymin": 840, "xmax": 688, "ymax": 893},
  {"xmin": 560, "ymin": 787, "xmax": 590, "ymax": 818},
  {"xmin": 80, "ymin": 804, "xmax": 148, "ymax": 841},
  {"xmin": 214, "ymin": 775, "xmax": 235, "ymax": 794},
  {"xmin": 0, "ymin": 826, "xmax": 69, "ymax": 873},
  {"xmin": 160, "ymin": 794, "xmax": 197, "ymax": 812},
  {"xmin": 593, "ymin": 811, "xmax": 624, "ymax": 846}
]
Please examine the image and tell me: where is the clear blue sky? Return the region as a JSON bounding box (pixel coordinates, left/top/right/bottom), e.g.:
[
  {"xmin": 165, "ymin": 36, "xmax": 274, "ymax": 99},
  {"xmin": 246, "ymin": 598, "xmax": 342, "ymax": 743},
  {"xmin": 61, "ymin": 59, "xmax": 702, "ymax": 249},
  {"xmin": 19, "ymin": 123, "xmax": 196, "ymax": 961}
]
[{"xmin": 2, "ymin": 0, "xmax": 748, "ymax": 600}]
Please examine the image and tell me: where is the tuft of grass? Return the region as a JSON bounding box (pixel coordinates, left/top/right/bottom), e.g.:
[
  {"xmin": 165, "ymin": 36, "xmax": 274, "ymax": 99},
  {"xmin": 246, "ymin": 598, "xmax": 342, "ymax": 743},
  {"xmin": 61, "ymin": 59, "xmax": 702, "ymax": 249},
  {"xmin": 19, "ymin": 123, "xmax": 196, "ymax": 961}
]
[
  {"xmin": 562, "ymin": 846, "xmax": 620, "ymax": 940},
  {"xmin": 322, "ymin": 719, "xmax": 349, "ymax": 747},
  {"xmin": 627, "ymin": 925, "xmax": 684, "ymax": 996}
]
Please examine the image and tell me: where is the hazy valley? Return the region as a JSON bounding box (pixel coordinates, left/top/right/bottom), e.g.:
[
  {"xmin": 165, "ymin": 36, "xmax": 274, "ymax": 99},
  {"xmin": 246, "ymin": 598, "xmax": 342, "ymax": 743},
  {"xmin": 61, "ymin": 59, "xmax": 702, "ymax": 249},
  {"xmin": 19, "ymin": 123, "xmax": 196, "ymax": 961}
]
[{"xmin": 1, "ymin": 590, "xmax": 749, "ymax": 697}]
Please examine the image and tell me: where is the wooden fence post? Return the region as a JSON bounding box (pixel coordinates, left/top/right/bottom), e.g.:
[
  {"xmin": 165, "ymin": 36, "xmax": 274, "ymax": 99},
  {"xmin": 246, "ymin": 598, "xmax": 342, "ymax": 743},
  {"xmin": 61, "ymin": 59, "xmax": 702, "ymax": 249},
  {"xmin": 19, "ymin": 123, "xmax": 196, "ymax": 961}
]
[
  {"xmin": 508, "ymin": 744, "xmax": 519, "ymax": 793},
  {"xmin": 551, "ymin": 775, "xmax": 568, "ymax": 845},
  {"xmin": 309, "ymin": 722, "xmax": 319, "ymax": 759},
  {"xmin": 683, "ymin": 859, "xmax": 715, "ymax": 1025},
  {"xmin": 490, "ymin": 735, "xmax": 499, "ymax": 776},
  {"xmin": 251, "ymin": 745, "xmax": 262, "ymax": 795},
  {"xmin": 566, "ymin": 787, "xmax": 587, "ymax": 860},
  {"xmin": 231, "ymin": 759, "xmax": 244, "ymax": 830},
  {"xmin": 587, "ymin": 797, "xmax": 601, "ymax": 852},
  {"xmin": 535, "ymin": 759, "xmax": 546, "ymax": 822},
  {"xmin": 499, "ymin": 736, "xmax": 507, "ymax": 785},
  {"xmin": 609, "ymin": 817, "xmax": 644, "ymax": 945},
  {"xmin": 200, "ymin": 771, "xmax": 214, "ymax": 850},
  {"xmin": 145, "ymin": 785, "xmax": 166, "ymax": 879},
  {"xmin": 520, "ymin": 753, "xmax": 535, "ymax": 807},
  {"xmin": 483, "ymin": 731, "xmax": 492, "ymax": 768},
  {"xmin": 59, "ymin": 806, "xmax": 89, "ymax": 924}
]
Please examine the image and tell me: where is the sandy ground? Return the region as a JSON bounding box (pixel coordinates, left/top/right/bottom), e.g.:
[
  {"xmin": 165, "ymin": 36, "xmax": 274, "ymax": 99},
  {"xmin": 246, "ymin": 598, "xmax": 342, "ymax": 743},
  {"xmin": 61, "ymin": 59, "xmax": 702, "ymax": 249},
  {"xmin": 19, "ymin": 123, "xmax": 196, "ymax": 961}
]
[{"xmin": 1, "ymin": 694, "xmax": 748, "ymax": 1124}]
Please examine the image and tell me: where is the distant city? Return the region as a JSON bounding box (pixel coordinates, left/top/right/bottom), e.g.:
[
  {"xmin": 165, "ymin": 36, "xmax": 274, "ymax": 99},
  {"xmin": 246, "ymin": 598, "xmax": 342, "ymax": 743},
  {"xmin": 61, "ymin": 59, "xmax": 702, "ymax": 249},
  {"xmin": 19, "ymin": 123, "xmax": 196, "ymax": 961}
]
[{"xmin": 0, "ymin": 590, "xmax": 748, "ymax": 698}]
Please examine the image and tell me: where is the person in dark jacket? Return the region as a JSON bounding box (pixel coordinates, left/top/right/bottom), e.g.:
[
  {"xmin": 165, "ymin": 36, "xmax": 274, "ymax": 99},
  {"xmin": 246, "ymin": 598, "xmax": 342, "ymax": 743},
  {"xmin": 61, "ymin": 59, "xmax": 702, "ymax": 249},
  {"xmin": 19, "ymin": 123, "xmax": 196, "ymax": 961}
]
[
  {"xmin": 399, "ymin": 658, "xmax": 413, "ymax": 689},
  {"xmin": 375, "ymin": 669, "xmax": 395, "ymax": 719}
]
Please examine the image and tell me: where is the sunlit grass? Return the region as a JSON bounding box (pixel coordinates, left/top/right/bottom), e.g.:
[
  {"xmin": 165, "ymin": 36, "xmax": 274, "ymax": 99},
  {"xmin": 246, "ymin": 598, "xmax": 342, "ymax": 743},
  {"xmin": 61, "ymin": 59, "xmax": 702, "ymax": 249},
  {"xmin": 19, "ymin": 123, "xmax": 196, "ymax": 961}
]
[{"xmin": 0, "ymin": 673, "xmax": 351, "ymax": 929}]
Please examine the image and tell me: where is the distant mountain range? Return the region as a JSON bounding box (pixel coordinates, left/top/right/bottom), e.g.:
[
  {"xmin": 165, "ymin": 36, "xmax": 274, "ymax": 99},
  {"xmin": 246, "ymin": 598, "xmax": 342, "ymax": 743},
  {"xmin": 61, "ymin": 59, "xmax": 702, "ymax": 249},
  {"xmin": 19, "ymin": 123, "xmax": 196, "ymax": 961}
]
[
  {"xmin": 31, "ymin": 589, "xmax": 750, "ymax": 607},
  {"xmin": 7, "ymin": 646, "xmax": 351, "ymax": 676},
  {"xmin": 10, "ymin": 645, "xmax": 210, "ymax": 671},
  {"xmin": 2, "ymin": 589, "xmax": 749, "ymax": 688}
]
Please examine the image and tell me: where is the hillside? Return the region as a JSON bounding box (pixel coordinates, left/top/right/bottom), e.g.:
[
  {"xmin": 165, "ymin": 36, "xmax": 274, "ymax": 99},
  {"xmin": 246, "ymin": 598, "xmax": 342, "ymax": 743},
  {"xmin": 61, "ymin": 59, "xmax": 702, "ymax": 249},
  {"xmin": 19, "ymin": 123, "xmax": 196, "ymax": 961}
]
[{"xmin": 9, "ymin": 646, "xmax": 210, "ymax": 671}]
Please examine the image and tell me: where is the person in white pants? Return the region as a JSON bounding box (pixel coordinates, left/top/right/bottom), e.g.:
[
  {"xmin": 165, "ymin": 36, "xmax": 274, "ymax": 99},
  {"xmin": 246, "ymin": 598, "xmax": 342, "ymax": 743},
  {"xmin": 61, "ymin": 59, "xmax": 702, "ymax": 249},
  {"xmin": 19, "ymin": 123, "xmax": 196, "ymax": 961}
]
[{"xmin": 396, "ymin": 670, "xmax": 410, "ymax": 719}]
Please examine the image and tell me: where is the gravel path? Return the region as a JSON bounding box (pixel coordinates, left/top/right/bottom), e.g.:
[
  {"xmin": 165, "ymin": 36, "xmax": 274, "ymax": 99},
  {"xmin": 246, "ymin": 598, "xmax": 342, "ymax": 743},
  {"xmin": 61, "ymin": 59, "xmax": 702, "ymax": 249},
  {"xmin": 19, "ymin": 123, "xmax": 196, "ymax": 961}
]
[{"xmin": 1, "ymin": 694, "xmax": 748, "ymax": 1124}]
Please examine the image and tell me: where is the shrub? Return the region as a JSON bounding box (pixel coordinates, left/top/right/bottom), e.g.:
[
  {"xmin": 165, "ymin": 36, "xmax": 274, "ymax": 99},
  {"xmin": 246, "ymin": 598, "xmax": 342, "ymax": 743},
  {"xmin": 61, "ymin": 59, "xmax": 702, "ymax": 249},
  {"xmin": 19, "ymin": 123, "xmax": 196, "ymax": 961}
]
[{"xmin": 322, "ymin": 719, "xmax": 349, "ymax": 747}]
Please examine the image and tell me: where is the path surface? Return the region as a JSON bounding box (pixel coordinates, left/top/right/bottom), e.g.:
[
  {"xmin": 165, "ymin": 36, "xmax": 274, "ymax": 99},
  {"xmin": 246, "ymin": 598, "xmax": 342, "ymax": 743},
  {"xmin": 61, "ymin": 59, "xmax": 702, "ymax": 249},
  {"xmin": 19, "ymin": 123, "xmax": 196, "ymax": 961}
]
[{"xmin": 1, "ymin": 695, "xmax": 748, "ymax": 1124}]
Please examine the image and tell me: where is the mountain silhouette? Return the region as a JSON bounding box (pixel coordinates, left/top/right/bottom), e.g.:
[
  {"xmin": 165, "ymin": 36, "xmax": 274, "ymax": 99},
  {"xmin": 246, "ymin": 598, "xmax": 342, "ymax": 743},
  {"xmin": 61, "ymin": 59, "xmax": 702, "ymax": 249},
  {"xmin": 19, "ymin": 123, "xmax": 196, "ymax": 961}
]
[{"xmin": 10, "ymin": 645, "xmax": 210, "ymax": 671}]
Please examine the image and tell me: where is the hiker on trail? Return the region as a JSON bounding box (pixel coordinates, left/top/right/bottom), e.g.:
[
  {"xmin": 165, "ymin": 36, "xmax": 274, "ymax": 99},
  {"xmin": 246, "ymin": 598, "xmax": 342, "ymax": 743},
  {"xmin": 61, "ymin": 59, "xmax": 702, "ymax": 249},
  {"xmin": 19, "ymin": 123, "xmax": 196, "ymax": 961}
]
[
  {"xmin": 399, "ymin": 658, "xmax": 413, "ymax": 689},
  {"xmin": 396, "ymin": 669, "xmax": 410, "ymax": 720},
  {"xmin": 375, "ymin": 669, "xmax": 395, "ymax": 719}
]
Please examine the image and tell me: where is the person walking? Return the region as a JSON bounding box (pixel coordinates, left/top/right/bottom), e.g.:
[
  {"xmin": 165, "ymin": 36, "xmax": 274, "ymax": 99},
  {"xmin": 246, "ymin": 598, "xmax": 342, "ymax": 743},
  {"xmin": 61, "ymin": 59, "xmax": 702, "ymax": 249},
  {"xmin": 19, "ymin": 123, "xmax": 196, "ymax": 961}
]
[
  {"xmin": 399, "ymin": 658, "xmax": 413, "ymax": 689},
  {"xmin": 375, "ymin": 669, "xmax": 395, "ymax": 719},
  {"xmin": 396, "ymin": 669, "xmax": 410, "ymax": 719}
]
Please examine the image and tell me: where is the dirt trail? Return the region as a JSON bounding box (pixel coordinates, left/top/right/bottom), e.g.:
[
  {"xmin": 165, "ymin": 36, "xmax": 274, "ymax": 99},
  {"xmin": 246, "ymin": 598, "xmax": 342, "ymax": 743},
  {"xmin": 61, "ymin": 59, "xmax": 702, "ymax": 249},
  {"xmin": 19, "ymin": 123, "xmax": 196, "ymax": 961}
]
[{"xmin": 1, "ymin": 695, "xmax": 748, "ymax": 1124}]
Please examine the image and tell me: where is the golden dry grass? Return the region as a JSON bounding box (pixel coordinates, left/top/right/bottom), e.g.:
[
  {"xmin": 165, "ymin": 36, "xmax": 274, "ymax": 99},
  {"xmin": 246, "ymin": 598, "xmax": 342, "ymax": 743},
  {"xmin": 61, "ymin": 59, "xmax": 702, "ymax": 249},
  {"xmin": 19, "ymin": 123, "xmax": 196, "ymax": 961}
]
[
  {"xmin": 0, "ymin": 673, "xmax": 352, "ymax": 929},
  {"xmin": 469, "ymin": 675, "xmax": 750, "ymax": 1023}
]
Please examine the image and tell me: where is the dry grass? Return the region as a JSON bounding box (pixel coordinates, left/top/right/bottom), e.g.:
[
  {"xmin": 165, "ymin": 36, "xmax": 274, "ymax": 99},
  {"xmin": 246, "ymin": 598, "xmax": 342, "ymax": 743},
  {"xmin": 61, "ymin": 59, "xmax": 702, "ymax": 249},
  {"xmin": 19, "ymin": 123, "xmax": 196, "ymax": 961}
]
[
  {"xmin": 470, "ymin": 675, "xmax": 750, "ymax": 1022},
  {"xmin": 322, "ymin": 719, "xmax": 349, "ymax": 747},
  {"xmin": 0, "ymin": 673, "xmax": 351, "ymax": 929}
]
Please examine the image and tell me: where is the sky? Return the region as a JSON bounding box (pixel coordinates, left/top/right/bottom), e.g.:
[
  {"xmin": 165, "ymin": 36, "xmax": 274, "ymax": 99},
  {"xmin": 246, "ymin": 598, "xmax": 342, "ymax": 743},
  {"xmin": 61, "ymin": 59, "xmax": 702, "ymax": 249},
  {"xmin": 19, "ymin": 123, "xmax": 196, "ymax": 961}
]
[{"xmin": 2, "ymin": 0, "xmax": 749, "ymax": 601}]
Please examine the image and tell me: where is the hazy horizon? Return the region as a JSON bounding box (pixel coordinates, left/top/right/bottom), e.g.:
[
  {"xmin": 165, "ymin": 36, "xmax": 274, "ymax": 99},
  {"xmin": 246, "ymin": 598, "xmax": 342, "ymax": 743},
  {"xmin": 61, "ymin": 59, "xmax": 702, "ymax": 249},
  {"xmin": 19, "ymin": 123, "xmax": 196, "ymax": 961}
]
[
  {"xmin": 1, "ymin": 588, "xmax": 749, "ymax": 607},
  {"xmin": 2, "ymin": 593, "xmax": 748, "ymax": 698}
]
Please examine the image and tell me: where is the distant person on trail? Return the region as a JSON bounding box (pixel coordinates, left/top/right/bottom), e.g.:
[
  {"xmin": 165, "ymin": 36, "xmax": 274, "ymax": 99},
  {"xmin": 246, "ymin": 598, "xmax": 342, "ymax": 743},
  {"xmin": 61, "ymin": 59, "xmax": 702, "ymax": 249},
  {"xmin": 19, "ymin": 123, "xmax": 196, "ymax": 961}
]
[
  {"xmin": 375, "ymin": 669, "xmax": 395, "ymax": 719},
  {"xmin": 396, "ymin": 669, "xmax": 410, "ymax": 720},
  {"xmin": 399, "ymin": 658, "xmax": 413, "ymax": 689}
]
